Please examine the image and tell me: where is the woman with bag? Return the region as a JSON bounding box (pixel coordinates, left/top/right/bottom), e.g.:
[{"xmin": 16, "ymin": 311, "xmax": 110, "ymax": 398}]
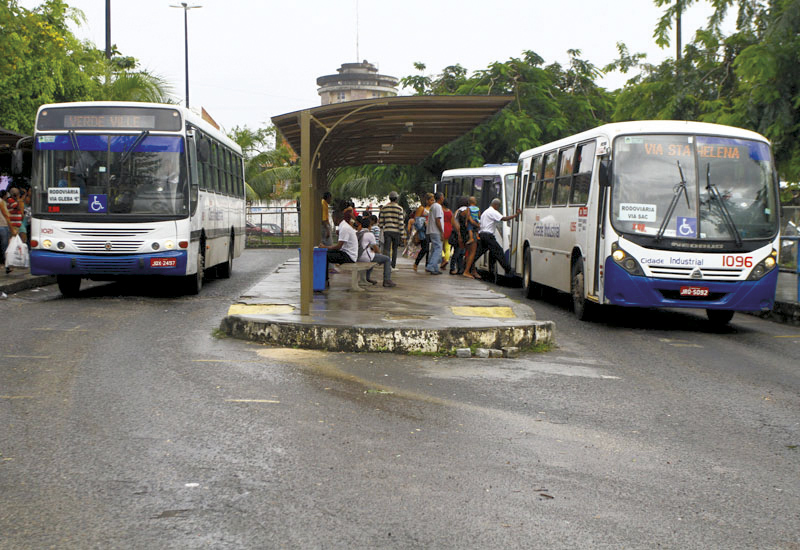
[
  {"xmin": 412, "ymin": 193, "xmax": 433, "ymax": 272},
  {"xmin": 0, "ymin": 190, "xmax": 15, "ymax": 274}
]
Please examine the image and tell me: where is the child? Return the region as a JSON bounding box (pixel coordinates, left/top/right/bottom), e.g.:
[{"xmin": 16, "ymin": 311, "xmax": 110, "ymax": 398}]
[{"xmin": 467, "ymin": 196, "xmax": 480, "ymax": 245}]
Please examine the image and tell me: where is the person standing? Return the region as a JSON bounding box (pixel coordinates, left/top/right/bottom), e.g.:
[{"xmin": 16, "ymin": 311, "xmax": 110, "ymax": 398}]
[
  {"xmin": 425, "ymin": 192, "xmax": 445, "ymax": 275},
  {"xmin": 321, "ymin": 192, "xmax": 333, "ymax": 246},
  {"xmin": 412, "ymin": 193, "xmax": 433, "ymax": 272},
  {"xmin": 0, "ymin": 190, "xmax": 14, "ymax": 274},
  {"xmin": 474, "ymin": 198, "xmax": 521, "ymax": 277},
  {"xmin": 379, "ymin": 191, "xmax": 404, "ymax": 268}
]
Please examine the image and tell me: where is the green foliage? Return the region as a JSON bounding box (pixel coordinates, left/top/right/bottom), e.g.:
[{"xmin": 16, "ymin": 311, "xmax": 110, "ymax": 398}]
[
  {"xmin": 229, "ymin": 125, "xmax": 300, "ymax": 201},
  {"xmin": 0, "ymin": 0, "xmax": 173, "ymax": 135}
]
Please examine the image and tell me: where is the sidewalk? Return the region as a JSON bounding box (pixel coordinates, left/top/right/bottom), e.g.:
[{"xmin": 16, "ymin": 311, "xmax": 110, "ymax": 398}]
[
  {"xmin": 220, "ymin": 256, "xmax": 554, "ymax": 354},
  {"xmin": 0, "ymin": 268, "xmax": 55, "ymax": 296}
]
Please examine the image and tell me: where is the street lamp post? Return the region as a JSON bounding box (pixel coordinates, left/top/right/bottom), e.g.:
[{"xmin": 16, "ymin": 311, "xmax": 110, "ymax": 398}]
[{"xmin": 170, "ymin": 2, "xmax": 202, "ymax": 108}]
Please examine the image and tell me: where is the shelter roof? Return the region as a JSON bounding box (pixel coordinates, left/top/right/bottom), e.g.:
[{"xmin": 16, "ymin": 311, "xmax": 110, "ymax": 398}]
[
  {"xmin": 271, "ymin": 95, "xmax": 513, "ymax": 169},
  {"xmin": 0, "ymin": 126, "xmax": 26, "ymax": 149}
]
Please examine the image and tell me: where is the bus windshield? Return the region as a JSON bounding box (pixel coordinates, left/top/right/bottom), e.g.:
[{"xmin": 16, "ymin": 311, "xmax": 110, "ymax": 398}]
[
  {"xmin": 34, "ymin": 134, "xmax": 187, "ymax": 218},
  {"xmin": 611, "ymin": 134, "xmax": 778, "ymax": 241}
]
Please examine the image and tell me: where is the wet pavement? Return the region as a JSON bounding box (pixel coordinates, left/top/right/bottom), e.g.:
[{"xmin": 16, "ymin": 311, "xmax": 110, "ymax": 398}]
[{"xmin": 220, "ymin": 255, "xmax": 554, "ymax": 353}]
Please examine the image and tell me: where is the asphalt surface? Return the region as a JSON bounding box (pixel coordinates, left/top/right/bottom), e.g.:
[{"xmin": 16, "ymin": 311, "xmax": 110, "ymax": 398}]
[{"xmin": 1, "ymin": 249, "xmax": 798, "ymax": 548}]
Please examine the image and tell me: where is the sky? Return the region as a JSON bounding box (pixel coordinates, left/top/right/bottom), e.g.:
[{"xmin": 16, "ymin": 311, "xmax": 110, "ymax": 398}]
[{"xmin": 22, "ymin": 0, "xmax": 728, "ymax": 134}]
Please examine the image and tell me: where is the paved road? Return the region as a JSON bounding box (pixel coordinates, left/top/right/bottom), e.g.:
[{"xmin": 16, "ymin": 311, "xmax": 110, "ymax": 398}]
[{"xmin": 1, "ymin": 250, "xmax": 798, "ymax": 548}]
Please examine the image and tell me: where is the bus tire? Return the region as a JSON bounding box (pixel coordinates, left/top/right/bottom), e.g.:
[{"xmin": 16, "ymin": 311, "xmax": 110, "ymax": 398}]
[
  {"xmin": 185, "ymin": 249, "xmax": 204, "ymax": 295},
  {"xmin": 57, "ymin": 275, "xmax": 81, "ymax": 297},
  {"xmin": 523, "ymin": 249, "xmax": 539, "ymax": 299},
  {"xmin": 571, "ymin": 258, "xmax": 593, "ymax": 321},
  {"xmin": 706, "ymin": 309, "xmax": 734, "ymax": 325},
  {"xmin": 217, "ymin": 237, "xmax": 234, "ymax": 279}
]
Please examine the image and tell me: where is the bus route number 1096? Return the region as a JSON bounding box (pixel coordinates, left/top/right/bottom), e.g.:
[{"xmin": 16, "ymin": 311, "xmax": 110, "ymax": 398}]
[{"xmin": 722, "ymin": 256, "xmax": 753, "ymax": 268}]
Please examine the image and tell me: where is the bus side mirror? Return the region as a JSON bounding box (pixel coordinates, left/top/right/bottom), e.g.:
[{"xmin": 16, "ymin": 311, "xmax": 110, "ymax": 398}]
[
  {"xmin": 11, "ymin": 150, "xmax": 24, "ymax": 175},
  {"xmin": 598, "ymin": 159, "xmax": 611, "ymax": 188}
]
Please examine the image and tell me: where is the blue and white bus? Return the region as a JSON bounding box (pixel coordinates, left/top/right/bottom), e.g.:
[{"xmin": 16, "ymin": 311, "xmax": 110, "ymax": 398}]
[
  {"xmin": 438, "ymin": 164, "xmax": 518, "ymax": 276},
  {"xmin": 28, "ymin": 102, "xmax": 245, "ymax": 295},
  {"xmin": 513, "ymin": 121, "xmax": 780, "ymax": 324}
]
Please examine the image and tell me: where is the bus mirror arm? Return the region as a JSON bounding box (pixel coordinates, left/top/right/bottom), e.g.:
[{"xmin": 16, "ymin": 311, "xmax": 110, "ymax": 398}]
[{"xmin": 598, "ymin": 159, "xmax": 611, "ymax": 188}]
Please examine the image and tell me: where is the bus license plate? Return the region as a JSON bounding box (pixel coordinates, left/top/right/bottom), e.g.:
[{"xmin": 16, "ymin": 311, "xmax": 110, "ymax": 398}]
[
  {"xmin": 150, "ymin": 257, "xmax": 177, "ymax": 268},
  {"xmin": 680, "ymin": 286, "xmax": 709, "ymax": 297}
]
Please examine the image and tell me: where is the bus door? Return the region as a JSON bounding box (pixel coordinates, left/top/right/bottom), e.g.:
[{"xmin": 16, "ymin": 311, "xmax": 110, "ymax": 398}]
[{"xmin": 509, "ymin": 163, "xmax": 528, "ymax": 273}]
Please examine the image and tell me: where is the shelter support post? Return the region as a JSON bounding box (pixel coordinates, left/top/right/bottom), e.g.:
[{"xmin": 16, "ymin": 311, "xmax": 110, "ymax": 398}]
[{"xmin": 299, "ymin": 110, "xmax": 314, "ymax": 316}]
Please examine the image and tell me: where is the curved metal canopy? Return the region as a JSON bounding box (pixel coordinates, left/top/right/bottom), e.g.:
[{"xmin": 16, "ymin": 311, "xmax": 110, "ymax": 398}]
[
  {"xmin": 271, "ymin": 95, "xmax": 513, "ymax": 169},
  {"xmin": 270, "ymin": 95, "xmax": 513, "ymax": 316}
]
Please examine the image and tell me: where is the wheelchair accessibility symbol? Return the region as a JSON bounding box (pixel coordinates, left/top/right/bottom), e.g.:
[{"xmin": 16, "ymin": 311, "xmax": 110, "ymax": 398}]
[
  {"xmin": 89, "ymin": 194, "xmax": 108, "ymax": 213},
  {"xmin": 677, "ymin": 216, "xmax": 697, "ymax": 238}
]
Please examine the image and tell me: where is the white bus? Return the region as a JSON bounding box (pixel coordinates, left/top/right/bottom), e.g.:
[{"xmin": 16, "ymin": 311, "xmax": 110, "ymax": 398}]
[
  {"xmin": 28, "ymin": 101, "xmax": 245, "ymax": 296},
  {"xmin": 513, "ymin": 120, "xmax": 780, "ymax": 324},
  {"xmin": 438, "ymin": 164, "xmax": 517, "ymax": 276}
]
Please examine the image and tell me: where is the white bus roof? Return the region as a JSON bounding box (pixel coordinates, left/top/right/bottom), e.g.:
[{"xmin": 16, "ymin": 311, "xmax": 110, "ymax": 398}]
[
  {"xmin": 441, "ymin": 164, "xmax": 517, "ymax": 179},
  {"xmin": 35, "ymin": 101, "xmax": 241, "ymax": 154},
  {"xmin": 518, "ymin": 120, "xmax": 769, "ymax": 160}
]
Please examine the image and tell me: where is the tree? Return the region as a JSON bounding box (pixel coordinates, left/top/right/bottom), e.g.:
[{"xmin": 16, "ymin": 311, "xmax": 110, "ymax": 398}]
[
  {"xmin": 0, "ymin": 0, "xmax": 173, "ymax": 135},
  {"xmin": 0, "ymin": 0, "xmax": 101, "ymax": 133},
  {"xmin": 229, "ymin": 125, "xmax": 299, "ymax": 202}
]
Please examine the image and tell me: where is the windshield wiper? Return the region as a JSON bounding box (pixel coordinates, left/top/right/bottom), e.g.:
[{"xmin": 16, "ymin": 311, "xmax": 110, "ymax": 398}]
[
  {"xmin": 705, "ymin": 163, "xmax": 742, "ymax": 246},
  {"xmin": 119, "ymin": 130, "xmax": 150, "ymax": 167},
  {"xmin": 656, "ymin": 161, "xmax": 691, "ymax": 241}
]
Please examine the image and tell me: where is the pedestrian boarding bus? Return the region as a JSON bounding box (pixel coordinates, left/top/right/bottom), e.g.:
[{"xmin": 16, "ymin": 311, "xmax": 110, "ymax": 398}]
[
  {"xmin": 513, "ymin": 120, "xmax": 780, "ymax": 323},
  {"xmin": 28, "ymin": 102, "xmax": 245, "ymax": 295},
  {"xmin": 438, "ymin": 164, "xmax": 518, "ymax": 276}
]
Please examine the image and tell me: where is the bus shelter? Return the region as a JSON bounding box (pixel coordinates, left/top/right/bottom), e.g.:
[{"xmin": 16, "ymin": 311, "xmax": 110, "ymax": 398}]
[{"xmin": 271, "ymin": 95, "xmax": 513, "ymax": 315}]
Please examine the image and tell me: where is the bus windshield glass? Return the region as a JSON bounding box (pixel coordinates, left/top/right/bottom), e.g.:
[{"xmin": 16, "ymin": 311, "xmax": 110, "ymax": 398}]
[
  {"xmin": 611, "ymin": 134, "xmax": 777, "ymax": 241},
  {"xmin": 34, "ymin": 134, "xmax": 187, "ymax": 218}
]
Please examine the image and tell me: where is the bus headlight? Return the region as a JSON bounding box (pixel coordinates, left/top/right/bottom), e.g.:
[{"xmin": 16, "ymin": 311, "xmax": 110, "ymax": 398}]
[
  {"xmin": 151, "ymin": 242, "xmax": 160, "ymax": 250},
  {"xmin": 42, "ymin": 239, "xmax": 52, "ymax": 249},
  {"xmin": 611, "ymin": 242, "xmax": 644, "ymax": 276},
  {"xmin": 747, "ymin": 250, "xmax": 778, "ymax": 281},
  {"xmin": 164, "ymin": 240, "xmax": 175, "ymax": 250}
]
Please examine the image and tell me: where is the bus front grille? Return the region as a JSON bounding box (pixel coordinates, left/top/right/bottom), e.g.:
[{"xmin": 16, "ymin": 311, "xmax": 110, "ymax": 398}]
[
  {"xmin": 73, "ymin": 240, "xmax": 144, "ymax": 253},
  {"xmin": 648, "ymin": 265, "xmax": 743, "ymax": 280},
  {"xmin": 64, "ymin": 227, "xmax": 155, "ymax": 237}
]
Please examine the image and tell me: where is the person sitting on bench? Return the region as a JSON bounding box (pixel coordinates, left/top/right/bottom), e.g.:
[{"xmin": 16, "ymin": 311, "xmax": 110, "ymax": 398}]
[
  {"xmin": 358, "ymin": 215, "xmax": 396, "ymax": 288},
  {"xmin": 320, "ymin": 210, "xmax": 358, "ymax": 278}
]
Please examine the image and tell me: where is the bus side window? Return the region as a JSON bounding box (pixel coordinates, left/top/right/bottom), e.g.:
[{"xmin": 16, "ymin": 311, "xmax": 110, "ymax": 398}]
[
  {"xmin": 538, "ymin": 153, "xmax": 556, "ymax": 207},
  {"xmin": 209, "ymin": 142, "xmax": 219, "ymax": 191},
  {"xmin": 473, "ymin": 177, "xmax": 483, "ymax": 207},
  {"xmin": 570, "ymin": 140, "xmax": 596, "ymax": 206},
  {"xmin": 526, "ymin": 156, "xmax": 541, "ymax": 207},
  {"xmin": 553, "ymin": 146, "xmax": 575, "ymax": 206}
]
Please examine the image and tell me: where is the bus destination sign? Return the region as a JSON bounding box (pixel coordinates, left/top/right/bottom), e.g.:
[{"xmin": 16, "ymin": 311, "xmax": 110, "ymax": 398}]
[
  {"xmin": 63, "ymin": 114, "xmax": 156, "ymax": 130},
  {"xmin": 37, "ymin": 106, "xmax": 182, "ymax": 132}
]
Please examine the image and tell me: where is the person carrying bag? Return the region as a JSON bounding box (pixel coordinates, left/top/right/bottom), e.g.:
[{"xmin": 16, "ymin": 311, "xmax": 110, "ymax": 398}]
[{"xmin": 5, "ymin": 234, "xmax": 29, "ymax": 269}]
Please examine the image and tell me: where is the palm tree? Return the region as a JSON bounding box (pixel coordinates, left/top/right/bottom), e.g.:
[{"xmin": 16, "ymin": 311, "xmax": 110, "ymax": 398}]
[
  {"xmin": 94, "ymin": 55, "xmax": 174, "ymax": 103},
  {"xmin": 229, "ymin": 125, "xmax": 300, "ymax": 202}
]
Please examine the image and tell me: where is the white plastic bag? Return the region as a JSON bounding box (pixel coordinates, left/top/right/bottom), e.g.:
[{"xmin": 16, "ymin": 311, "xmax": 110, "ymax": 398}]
[{"xmin": 5, "ymin": 234, "xmax": 29, "ymax": 268}]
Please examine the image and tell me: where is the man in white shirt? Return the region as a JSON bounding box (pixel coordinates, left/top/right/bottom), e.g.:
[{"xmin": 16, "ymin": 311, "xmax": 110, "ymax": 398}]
[
  {"xmin": 320, "ymin": 212, "xmax": 359, "ymax": 283},
  {"xmin": 475, "ymin": 198, "xmax": 521, "ymax": 276},
  {"xmin": 425, "ymin": 192, "xmax": 445, "ymax": 274}
]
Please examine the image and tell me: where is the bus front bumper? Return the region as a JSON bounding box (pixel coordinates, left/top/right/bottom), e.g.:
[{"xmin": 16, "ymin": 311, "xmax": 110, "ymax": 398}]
[
  {"xmin": 603, "ymin": 259, "xmax": 778, "ymax": 312},
  {"xmin": 30, "ymin": 250, "xmax": 189, "ymax": 277}
]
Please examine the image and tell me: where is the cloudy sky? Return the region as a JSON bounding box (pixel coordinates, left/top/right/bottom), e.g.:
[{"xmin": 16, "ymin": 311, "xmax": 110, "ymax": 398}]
[{"xmin": 22, "ymin": 0, "xmax": 726, "ymax": 133}]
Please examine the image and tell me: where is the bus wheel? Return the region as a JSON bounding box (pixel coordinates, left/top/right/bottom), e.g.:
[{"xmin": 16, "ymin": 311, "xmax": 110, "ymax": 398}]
[
  {"xmin": 571, "ymin": 258, "xmax": 592, "ymax": 321},
  {"xmin": 185, "ymin": 250, "xmax": 204, "ymax": 295},
  {"xmin": 57, "ymin": 275, "xmax": 81, "ymax": 297},
  {"xmin": 706, "ymin": 309, "xmax": 734, "ymax": 325},
  {"xmin": 217, "ymin": 238, "xmax": 234, "ymax": 279}
]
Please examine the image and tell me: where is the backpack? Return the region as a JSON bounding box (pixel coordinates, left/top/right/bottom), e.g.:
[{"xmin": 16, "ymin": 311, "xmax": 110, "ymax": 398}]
[
  {"xmin": 414, "ymin": 215, "xmax": 427, "ymax": 241},
  {"xmin": 356, "ymin": 229, "xmax": 369, "ymax": 261}
]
